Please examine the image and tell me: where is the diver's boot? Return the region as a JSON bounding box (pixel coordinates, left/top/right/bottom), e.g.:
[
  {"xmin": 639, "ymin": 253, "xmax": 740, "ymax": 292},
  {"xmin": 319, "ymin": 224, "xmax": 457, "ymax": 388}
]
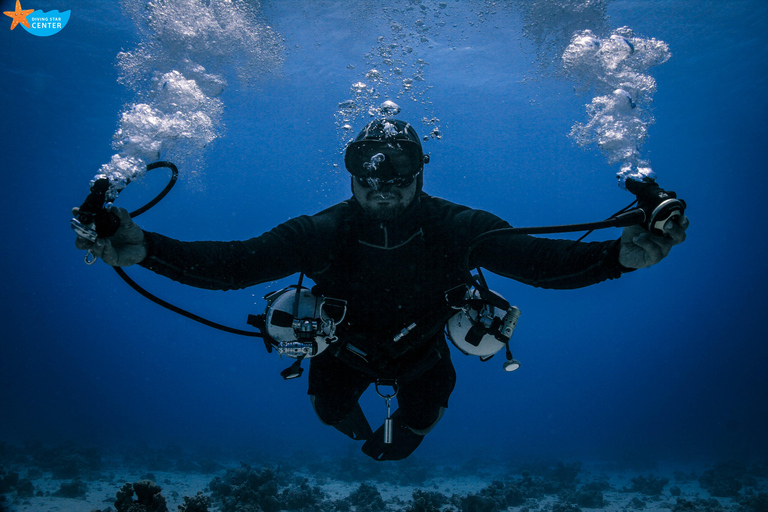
[{"xmin": 361, "ymin": 409, "xmax": 424, "ymax": 461}]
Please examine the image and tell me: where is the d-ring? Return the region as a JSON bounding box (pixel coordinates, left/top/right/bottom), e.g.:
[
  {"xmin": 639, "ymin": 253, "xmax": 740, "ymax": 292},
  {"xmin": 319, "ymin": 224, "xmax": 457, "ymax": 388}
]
[{"xmin": 375, "ymin": 379, "xmax": 399, "ymax": 399}]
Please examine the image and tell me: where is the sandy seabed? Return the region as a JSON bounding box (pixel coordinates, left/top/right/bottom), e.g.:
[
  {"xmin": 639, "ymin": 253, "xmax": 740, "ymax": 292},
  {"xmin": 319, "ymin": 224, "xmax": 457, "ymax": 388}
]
[{"xmin": 1, "ymin": 444, "xmax": 765, "ymax": 512}]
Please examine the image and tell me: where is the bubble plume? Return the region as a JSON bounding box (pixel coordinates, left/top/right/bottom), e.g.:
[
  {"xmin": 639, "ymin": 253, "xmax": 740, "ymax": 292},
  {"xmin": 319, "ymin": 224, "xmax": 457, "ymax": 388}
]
[
  {"xmin": 562, "ymin": 26, "xmax": 671, "ymax": 188},
  {"xmin": 95, "ymin": 0, "xmax": 284, "ymax": 197}
]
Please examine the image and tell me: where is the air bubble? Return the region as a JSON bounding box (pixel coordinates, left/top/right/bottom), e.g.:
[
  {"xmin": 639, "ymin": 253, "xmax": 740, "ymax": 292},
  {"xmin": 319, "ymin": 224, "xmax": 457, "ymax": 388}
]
[{"xmin": 379, "ymin": 100, "xmax": 401, "ymax": 116}]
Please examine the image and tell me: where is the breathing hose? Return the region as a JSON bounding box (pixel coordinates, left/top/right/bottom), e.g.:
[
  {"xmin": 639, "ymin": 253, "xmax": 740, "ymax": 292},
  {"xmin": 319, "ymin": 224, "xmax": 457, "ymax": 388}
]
[{"xmin": 73, "ymin": 161, "xmax": 263, "ymax": 339}]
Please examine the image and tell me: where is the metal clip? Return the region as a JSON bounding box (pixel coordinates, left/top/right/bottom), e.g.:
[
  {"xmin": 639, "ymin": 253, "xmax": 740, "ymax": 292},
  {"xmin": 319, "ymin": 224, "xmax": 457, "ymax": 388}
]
[
  {"xmin": 84, "ymin": 249, "xmax": 97, "ymax": 265},
  {"xmin": 375, "ymin": 380, "xmax": 399, "ymax": 445}
]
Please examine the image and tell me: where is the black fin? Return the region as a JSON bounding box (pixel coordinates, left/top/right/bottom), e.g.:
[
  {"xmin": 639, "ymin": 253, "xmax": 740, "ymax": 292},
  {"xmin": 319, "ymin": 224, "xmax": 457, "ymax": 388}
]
[{"xmin": 333, "ymin": 402, "xmax": 373, "ymax": 441}]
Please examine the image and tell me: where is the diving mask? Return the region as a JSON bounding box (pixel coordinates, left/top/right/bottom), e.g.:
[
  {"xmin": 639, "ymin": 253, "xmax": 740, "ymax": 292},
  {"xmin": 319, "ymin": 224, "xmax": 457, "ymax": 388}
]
[{"xmin": 345, "ymin": 140, "xmax": 426, "ymax": 188}]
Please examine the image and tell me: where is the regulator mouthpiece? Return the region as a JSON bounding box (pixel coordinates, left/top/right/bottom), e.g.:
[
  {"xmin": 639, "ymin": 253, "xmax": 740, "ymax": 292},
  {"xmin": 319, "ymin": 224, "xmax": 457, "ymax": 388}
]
[{"xmin": 625, "ymin": 178, "xmax": 686, "ymax": 237}]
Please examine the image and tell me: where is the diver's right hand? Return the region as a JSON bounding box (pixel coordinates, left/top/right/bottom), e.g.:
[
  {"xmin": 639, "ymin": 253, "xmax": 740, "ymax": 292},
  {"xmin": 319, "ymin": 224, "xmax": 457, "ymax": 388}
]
[{"xmin": 73, "ymin": 206, "xmax": 146, "ymax": 266}]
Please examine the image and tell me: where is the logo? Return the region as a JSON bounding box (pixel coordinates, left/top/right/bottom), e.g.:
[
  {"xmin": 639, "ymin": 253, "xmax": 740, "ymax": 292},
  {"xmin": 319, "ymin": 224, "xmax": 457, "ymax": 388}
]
[{"xmin": 4, "ymin": 0, "xmax": 70, "ymax": 36}]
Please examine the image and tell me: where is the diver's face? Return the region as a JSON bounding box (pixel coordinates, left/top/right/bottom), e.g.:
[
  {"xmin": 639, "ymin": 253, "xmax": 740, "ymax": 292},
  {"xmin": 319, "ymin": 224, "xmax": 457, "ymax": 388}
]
[{"xmin": 352, "ymin": 177, "xmax": 418, "ymax": 221}]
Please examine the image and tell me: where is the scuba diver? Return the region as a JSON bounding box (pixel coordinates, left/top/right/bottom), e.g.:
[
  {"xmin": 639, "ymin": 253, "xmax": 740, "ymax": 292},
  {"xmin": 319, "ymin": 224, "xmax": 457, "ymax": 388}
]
[{"xmin": 73, "ymin": 119, "xmax": 688, "ymax": 461}]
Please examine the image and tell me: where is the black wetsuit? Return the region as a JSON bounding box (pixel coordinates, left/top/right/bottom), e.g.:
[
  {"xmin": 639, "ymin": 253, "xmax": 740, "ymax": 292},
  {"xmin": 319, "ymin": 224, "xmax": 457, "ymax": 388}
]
[{"xmin": 139, "ymin": 191, "xmax": 628, "ymax": 443}]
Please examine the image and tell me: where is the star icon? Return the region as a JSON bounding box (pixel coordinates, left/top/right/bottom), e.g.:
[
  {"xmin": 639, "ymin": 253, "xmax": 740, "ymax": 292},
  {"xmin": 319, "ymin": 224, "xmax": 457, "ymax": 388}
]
[{"xmin": 4, "ymin": 0, "xmax": 35, "ymax": 30}]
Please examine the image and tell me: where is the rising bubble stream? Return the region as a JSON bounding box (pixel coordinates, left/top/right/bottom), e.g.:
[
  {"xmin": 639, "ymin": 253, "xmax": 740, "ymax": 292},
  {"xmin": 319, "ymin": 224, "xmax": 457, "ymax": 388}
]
[
  {"xmin": 95, "ymin": 0, "xmax": 283, "ymax": 197},
  {"xmin": 562, "ymin": 26, "xmax": 671, "ymax": 189}
]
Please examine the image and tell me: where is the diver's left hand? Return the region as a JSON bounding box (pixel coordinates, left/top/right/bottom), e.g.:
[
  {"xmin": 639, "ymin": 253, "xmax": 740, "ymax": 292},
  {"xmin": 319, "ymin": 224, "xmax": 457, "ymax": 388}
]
[{"xmin": 619, "ymin": 216, "xmax": 689, "ymax": 269}]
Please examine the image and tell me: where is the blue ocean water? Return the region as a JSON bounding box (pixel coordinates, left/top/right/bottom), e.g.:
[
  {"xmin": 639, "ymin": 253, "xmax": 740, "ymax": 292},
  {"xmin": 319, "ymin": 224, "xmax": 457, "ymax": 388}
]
[{"xmin": 1, "ymin": 0, "xmax": 766, "ymax": 469}]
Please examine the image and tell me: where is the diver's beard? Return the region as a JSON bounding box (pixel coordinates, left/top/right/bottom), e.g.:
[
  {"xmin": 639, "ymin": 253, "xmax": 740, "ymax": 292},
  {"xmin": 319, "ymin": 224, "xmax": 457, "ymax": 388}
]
[
  {"xmin": 366, "ymin": 188, "xmax": 402, "ymax": 202},
  {"xmin": 361, "ymin": 189, "xmax": 408, "ymax": 221}
]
